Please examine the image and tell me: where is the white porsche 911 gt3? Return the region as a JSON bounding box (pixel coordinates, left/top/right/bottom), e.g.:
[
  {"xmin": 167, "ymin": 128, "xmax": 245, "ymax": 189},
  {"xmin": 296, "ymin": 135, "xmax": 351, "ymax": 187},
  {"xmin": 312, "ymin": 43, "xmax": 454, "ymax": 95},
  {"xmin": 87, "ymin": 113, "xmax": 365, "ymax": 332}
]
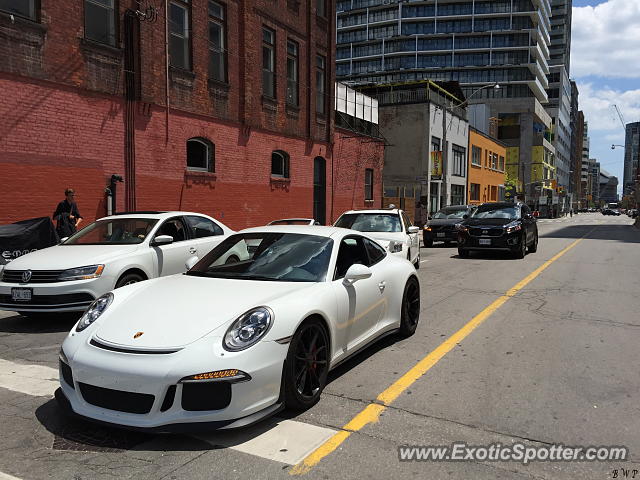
[{"xmin": 56, "ymin": 226, "xmax": 421, "ymax": 432}]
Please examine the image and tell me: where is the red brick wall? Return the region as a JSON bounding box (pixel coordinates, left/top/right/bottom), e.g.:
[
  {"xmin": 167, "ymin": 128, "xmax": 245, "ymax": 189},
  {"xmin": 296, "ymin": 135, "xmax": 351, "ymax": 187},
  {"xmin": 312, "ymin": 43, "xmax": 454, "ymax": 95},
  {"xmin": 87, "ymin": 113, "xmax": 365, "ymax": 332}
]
[{"xmin": 0, "ymin": 76, "xmax": 383, "ymax": 229}]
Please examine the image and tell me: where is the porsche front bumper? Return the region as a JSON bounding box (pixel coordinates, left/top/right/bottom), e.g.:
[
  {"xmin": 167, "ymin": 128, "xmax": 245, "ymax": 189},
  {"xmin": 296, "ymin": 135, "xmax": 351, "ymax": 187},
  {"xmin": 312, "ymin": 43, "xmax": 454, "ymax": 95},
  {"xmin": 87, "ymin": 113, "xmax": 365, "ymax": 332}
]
[{"xmin": 57, "ymin": 336, "xmax": 289, "ymax": 431}]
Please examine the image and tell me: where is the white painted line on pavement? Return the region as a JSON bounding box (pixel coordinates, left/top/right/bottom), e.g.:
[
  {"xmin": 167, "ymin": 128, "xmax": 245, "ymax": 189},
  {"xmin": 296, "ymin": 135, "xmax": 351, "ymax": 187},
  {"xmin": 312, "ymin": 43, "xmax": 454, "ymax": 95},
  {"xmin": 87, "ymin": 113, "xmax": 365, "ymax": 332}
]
[
  {"xmin": 0, "ymin": 359, "xmax": 58, "ymax": 397},
  {"xmin": 197, "ymin": 419, "xmax": 336, "ymax": 465},
  {"xmin": 0, "ymin": 471, "xmax": 22, "ymax": 480},
  {"xmin": 420, "ymin": 259, "xmax": 428, "ymax": 264}
]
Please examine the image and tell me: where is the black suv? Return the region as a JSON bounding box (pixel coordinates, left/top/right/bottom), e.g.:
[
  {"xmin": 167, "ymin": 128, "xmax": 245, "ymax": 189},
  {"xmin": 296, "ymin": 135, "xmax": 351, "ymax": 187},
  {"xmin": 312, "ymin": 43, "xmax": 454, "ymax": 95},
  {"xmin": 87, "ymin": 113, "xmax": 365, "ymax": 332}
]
[
  {"xmin": 457, "ymin": 202, "xmax": 538, "ymax": 259},
  {"xmin": 423, "ymin": 205, "xmax": 476, "ymax": 247}
]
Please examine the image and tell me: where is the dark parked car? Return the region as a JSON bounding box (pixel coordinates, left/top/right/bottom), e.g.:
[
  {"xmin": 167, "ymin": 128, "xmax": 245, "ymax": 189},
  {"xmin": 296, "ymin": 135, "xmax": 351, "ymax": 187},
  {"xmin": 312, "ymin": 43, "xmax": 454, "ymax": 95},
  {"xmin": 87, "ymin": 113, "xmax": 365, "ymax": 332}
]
[
  {"xmin": 457, "ymin": 202, "xmax": 538, "ymax": 259},
  {"xmin": 423, "ymin": 205, "xmax": 476, "ymax": 247}
]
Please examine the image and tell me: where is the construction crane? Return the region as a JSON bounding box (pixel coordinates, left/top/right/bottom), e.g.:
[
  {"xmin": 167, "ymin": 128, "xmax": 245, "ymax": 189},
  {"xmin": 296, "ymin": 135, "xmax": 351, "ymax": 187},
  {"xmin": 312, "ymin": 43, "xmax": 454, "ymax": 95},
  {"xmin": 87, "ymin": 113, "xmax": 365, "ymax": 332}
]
[{"xmin": 613, "ymin": 104, "xmax": 626, "ymax": 131}]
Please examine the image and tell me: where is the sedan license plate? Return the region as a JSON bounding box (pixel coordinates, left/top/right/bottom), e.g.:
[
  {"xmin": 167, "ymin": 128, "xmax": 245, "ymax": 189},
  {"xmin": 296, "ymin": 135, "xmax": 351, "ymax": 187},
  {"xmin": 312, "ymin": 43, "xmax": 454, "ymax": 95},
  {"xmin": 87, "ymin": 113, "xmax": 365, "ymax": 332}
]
[
  {"xmin": 437, "ymin": 232, "xmax": 445, "ymax": 238},
  {"xmin": 479, "ymin": 239, "xmax": 491, "ymax": 246},
  {"xmin": 11, "ymin": 288, "xmax": 32, "ymax": 302}
]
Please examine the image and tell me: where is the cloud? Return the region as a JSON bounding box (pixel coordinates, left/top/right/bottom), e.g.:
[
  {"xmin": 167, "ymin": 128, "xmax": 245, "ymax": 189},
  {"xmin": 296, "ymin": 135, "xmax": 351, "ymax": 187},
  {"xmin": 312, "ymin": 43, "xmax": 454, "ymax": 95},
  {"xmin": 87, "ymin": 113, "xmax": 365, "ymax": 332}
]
[
  {"xmin": 577, "ymin": 82, "xmax": 640, "ymax": 133},
  {"xmin": 572, "ymin": 0, "xmax": 640, "ymax": 78}
]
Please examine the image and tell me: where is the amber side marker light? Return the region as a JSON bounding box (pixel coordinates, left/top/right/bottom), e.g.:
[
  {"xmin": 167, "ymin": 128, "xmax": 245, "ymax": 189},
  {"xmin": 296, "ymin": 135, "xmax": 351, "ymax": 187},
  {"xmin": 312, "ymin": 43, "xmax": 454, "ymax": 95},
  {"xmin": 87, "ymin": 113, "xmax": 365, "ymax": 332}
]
[{"xmin": 179, "ymin": 369, "xmax": 251, "ymax": 383}]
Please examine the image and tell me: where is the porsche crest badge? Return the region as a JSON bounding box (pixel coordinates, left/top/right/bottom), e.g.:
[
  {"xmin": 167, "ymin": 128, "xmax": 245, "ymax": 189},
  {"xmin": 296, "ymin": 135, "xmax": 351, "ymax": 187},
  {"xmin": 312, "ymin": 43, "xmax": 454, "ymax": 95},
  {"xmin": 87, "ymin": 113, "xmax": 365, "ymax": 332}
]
[{"xmin": 133, "ymin": 331, "xmax": 144, "ymax": 339}]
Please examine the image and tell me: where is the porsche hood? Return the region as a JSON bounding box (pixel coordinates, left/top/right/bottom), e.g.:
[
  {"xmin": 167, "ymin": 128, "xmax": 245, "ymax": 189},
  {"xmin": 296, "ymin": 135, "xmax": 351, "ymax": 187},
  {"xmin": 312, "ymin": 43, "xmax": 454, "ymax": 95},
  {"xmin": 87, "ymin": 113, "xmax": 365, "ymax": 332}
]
[{"xmin": 92, "ymin": 274, "xmax": 315, "ymax": 349}]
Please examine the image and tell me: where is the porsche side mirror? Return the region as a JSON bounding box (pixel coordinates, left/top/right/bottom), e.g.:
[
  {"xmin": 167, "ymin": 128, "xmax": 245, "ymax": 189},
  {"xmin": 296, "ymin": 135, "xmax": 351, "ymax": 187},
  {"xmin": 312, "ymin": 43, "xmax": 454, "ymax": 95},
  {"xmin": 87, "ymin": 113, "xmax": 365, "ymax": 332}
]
[
  {"xmin": 185, "ymin": 256, "xmax": 199, "ymax": 270},
  {"xmin": 408, "ymin": 226, "xmax": 420, "ymax": 234},
  {"xmin": 151, "ymin": 235, "xmax": 174, "ymax": 246},
  {"xmin": 343, "ymin": 264, "xmax": 372, "ymax": 284}
]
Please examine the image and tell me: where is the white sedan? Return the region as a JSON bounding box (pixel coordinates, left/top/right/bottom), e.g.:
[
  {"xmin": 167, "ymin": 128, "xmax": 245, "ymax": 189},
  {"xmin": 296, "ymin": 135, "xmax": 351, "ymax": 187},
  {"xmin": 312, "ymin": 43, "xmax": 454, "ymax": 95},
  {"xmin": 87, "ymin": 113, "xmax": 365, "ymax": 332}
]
[
  {"xmin": 334, "ymin": 209, "xmax": 421, "ymax": 268},
  {"xmin": 0, "ymin": 211, "xmax": 239, "ymax": 315},
  {"xmin": 56, "ymin": 226, "xmax": 420, "ymax": 431}
]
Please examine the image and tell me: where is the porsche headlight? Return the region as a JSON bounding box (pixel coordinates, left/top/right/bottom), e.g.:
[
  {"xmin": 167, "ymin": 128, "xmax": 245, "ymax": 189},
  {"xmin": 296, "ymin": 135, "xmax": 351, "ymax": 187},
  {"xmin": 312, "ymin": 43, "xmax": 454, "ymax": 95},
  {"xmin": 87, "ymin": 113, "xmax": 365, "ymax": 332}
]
[
  {"xmin": 223, "ymin": 307, "xmax": 273, "ymax": 352},
  {"xmin": 76, "ymin": 293, "xmax": 113, "ymax": 332},
  {"xmin": 59, "ymin": 265, "xmax": 105, "ymax": 281}
]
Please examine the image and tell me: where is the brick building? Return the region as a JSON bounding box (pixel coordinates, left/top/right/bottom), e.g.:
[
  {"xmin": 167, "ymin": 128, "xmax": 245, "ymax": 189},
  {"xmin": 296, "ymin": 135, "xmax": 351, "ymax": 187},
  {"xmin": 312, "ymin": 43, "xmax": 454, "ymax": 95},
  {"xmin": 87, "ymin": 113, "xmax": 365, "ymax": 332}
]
[
  {"xmin": 467, "ymin": 128, "xmax": 507, "ymax": 205},
  {"xmin": 0, "ymin": 0, "xmax": 383, "ymax": 228}
]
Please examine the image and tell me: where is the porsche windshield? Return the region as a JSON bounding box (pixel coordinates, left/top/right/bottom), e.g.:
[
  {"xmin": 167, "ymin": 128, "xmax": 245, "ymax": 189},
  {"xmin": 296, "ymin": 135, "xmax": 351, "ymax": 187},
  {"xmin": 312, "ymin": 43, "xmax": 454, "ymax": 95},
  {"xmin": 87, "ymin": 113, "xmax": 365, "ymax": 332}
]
[
  {"xmin": 187, "ymin": 233, "xmax": 333, "ymax": 282},
  {"xmin": 62, "ymin": 218, "xmax": 158, "ymax": 245},
  {"xmin": 471, "ymin": 206, "xmax": 519, "ymax": 220},
  {"xmin": 335, "ymin": 213, "xmax": 402, "ymax": 232}
]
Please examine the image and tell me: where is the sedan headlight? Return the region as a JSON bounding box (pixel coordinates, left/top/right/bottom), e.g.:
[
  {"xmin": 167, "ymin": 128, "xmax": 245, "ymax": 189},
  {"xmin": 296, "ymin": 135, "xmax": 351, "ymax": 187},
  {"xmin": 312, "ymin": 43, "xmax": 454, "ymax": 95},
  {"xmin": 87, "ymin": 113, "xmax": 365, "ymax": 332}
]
[
  {"xmin": 223, "ymin": 307, "xmax": 273, "ymax": 352},
  {"xmin": 506, "ymin": 223, "xmax": 522, "ymax": 234},
  {"xmin": 388, "ymin": 241, "xmax": 403, "ymax": 253},
  {"xmin": 59, "ymin": 265, "xmax": 105, "ymax": 281},
  {"xmin": 76, "ymin": 293, "xmax": 113, "ymax": 332}
]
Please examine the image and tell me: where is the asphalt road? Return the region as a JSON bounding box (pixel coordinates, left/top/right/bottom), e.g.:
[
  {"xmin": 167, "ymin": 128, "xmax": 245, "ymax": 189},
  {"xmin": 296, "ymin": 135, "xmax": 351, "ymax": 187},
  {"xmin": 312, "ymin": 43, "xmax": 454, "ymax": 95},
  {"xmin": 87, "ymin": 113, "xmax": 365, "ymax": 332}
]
[{"xmin": 0, "ymin": 213, "xmax": 638, "ymax": 480}]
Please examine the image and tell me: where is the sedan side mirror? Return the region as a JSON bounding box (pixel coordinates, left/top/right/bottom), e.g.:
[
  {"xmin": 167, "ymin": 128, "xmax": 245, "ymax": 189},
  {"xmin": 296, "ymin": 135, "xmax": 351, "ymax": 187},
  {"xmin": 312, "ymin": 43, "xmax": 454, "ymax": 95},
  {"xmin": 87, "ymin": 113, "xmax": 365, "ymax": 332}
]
[
  {"xmin": 185, "ymin": 256, "xmax": 199, "ymax": 270},
  {"xmin": 151, "ymin": 234, "xmax": 174, "ymax": 246},
  {"xmin": 407, "ymin": 226, "xmax": 420, "ymax": 234},
  {"xmin": 343, "ymin": 264, "xmax": 372, "ymax": 284},
  {"xmin": 462, "ymin": 214, "xmax": 469, "ymax": 219}
]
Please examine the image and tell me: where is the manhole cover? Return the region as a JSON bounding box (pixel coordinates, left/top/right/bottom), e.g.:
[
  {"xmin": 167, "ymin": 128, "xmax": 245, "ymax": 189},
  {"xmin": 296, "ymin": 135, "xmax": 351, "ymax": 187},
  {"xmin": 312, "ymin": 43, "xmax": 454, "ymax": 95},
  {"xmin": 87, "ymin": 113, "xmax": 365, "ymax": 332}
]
[{"xmin": 52, "ymin": 421, "xmax": 152, "ymax": 452}]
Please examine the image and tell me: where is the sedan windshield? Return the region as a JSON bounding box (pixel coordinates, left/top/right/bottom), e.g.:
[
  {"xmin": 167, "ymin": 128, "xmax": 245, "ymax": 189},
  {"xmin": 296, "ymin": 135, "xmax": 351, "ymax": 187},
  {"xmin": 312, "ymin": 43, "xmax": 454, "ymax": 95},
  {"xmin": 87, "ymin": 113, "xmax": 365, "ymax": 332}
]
[
  {"xmin": 187, "ymin": 233, "xmax": 333, "ymax": 282},
  {"xmin": 63, "ymin": 218, "xmax": 158, "ymax": 245},
  {"xmin": 472, "ymin": 206, "xmax": 519, "ymax": 220},
  {"xmin": 433, "ymin": 208, "xmax": 468, "ymax": 219},
  {"xmin": 335, "ymin": 213, "xmax": 402, "ymax": 233}
]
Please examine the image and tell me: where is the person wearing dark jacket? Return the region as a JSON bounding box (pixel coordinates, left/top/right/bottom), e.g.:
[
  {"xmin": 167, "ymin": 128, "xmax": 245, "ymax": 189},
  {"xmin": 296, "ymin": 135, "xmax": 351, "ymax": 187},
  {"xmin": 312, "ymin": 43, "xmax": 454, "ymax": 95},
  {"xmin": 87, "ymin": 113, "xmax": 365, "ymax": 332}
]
[{"xmin": 53, "ymin": 188, "xmax": 83, "ymax": 239}]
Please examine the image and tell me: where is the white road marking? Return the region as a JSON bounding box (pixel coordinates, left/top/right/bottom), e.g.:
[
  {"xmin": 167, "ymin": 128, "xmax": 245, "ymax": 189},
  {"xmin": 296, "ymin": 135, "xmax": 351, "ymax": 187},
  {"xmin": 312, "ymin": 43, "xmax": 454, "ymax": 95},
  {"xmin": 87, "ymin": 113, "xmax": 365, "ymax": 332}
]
[
  {"xmin": 0, "ymin": 359, "xmax": 58, "ymax": 397},
  {"xmin": 0, "ymin": 471, "xmax": 22, "ymax": 480},
  {"xmin": 197, "ymin": 419, "xmax": 336, "ymax": 465},
  {"xmin": 420, "ymin": 259, "xmax": 429, "ymax": 264}
]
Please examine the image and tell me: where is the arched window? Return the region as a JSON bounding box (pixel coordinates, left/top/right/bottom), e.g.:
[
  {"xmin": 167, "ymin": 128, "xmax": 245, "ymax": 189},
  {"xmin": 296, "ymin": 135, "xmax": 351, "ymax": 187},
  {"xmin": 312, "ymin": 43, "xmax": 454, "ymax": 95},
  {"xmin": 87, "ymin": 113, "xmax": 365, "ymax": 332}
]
[
  {"xmin": 187, "ymin": 138, "xmax": 214, "ymax": 172},
  {"xmin": 271, "ymin": 150, "xmax": 290, "ymax": 178}
]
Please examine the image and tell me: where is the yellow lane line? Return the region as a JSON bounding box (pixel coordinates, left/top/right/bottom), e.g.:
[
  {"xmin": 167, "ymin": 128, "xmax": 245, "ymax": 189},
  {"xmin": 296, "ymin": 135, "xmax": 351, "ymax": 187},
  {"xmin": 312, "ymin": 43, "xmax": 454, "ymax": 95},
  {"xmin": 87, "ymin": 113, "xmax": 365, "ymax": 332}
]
[{"xmin": 290, "ymin": 234, "xmax": 589, "ymax": 476}]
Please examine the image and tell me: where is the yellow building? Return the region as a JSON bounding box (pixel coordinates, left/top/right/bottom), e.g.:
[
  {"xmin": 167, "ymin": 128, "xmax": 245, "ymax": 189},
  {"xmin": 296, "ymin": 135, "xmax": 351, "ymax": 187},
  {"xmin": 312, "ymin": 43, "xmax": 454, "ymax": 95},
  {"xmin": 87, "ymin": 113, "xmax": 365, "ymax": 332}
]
[{"xmin": 468, "ymin": 128, "xmax": 507, "ymax": 204}]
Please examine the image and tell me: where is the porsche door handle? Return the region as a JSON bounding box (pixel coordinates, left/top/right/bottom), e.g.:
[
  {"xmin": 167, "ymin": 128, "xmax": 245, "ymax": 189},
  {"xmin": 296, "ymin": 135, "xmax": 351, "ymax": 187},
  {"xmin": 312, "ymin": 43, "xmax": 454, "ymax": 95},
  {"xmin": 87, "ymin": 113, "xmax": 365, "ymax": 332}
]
[
  {"xmin": 189, "ymin": 247, "xmax": 197, "ymax": 254},
  {"xmin": 378, "ymin": 281, "xmax": 386, "ymax": 292}
]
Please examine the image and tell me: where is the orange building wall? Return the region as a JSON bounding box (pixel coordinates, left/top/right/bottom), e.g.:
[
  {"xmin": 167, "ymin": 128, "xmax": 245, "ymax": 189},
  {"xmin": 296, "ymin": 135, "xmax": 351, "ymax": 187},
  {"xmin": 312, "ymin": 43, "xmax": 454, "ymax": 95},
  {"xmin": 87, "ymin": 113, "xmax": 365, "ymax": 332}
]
[{"xmin": 468, "ymin": 129, "xmax": 507, "ymax": 205}]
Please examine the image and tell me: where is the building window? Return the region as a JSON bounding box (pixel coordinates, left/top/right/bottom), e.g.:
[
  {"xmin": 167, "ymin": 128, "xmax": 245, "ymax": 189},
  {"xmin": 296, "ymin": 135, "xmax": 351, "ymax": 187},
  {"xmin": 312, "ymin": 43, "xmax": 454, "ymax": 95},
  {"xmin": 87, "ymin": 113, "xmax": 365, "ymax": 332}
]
[
  {"xmin": 208, "ymin": 1, "xmax": 226, "ymax": 82},
  {"xmin": 316, "ymin": 0, "xmax": 326, "ymax": 17},
  {"xmin": 451, "ymin": 185, "xmax": 465, "ymax": 205},
  {"xmin": 490, "ymin": 185, "xmax": 498, "ymax": 201},
  {"xmin": 471, "ymin": 145, "xmax": 482, "ymax": 166},
  {"xmin": 84, "ymin": 0, "xmax": 116, "ymax": 46},
  {"xmin": 365, "ymin": 169, "xmax": 374, "ymax": 201},
  {"xmin": 262, "ymin": 27, "xmax": 276, "ymax": 98},
  {"xmin": 272, "ymin": 150, "xmax": 290, "ymax": 178},
  {"xmin": 499, "ymin": 155, "xmax": 505, "ymax": 171},
  {"xmin": 187, "ymin": 138, "xmax": 214, "ymax": 172},
  {"xmin": 316, "ymin": 54, "xmax": 326, "ymax": 115},
  {"xmin": 452, "ymin": 145, "xmax": 466, "ymax": 177},
  {"xmin": 286, "ymin": 40, "xmax": 299, "ymax": 106},
  {"xmin": 470, "ymin": 183, "xmax": 480, "ymax": 201},
  {"xmin": 0, "ymin": 0, "xmax": 37, "ymax": 21},
  {"xmin": 431, "ymin": 136, "xmax": 441, "ymax": 152},
  {"xmin": 170, "ymin": 0, "xmax": 191, "ymax": 70},
  {"xmin": 489, "ymin": 152, "xmax": 497, "ymax": 169}
]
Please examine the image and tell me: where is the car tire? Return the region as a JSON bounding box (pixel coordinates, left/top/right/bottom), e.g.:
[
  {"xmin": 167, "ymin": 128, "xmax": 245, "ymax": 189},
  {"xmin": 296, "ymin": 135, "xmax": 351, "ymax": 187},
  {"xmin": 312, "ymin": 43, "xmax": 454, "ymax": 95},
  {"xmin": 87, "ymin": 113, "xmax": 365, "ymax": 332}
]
[
  {"xmin": 458, "ymin": 248, "xmax": 469, "ymax": 258},
  {"xmin": 528, "ymin": 232, "xmax": 538, "ymax": 253},
  {"xmin": 283, "ymin": 318, "xmax": 330, "ymax": 411},
  {"xmin": 115, "ymin": 272, "xmax": 144, "ymax": 289},
  {"xmin": 424, "ymin": 239, "xmax": 433, "ymax": 248},
  {"xmin": 399, "ymin": 277, "xmax": 421, "ymax": 338},
  {"xmin": 514, "ymin": 235, "xmax": 527, "ymax": 259}
]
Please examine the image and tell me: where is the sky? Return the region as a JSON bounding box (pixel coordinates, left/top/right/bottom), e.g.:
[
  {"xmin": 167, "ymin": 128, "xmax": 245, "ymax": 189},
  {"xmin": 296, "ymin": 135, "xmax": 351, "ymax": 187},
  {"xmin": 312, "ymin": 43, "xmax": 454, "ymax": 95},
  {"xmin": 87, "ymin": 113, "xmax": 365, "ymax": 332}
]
[{"xmin": 571, "ymin": 0, "xmax": 640, "ymax": 195}]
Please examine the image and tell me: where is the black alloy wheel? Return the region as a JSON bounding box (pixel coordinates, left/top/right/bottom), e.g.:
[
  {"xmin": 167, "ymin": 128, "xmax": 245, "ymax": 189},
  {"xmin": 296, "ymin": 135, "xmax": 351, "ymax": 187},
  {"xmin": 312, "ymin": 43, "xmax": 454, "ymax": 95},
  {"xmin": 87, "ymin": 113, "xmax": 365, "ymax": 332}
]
[
  {"xmin": 115, "ymin": 273, "xmax": 144, "ymax": 289},
  {"xmin": 528, "ymin": 232, "xmax": 538, "ymax": 253},
  {"xmin": 284, "ymin": 319, "xmax": 329, "ymax": 411},
  {"xmin": 225, "ymin": 255, "xmax": 240, "ymax": 264},
  {"xmin": 399, "ymin": 277, "xmax": 421, "ymax": 337},
  {"xmin": 514, "ymin": 234, "xmax": 527, "ymax": 259},
  {"xmin": 424, "ymin": 238, "xmax": 433, "ymax": 248},
  {"xmin": 458, "ymin": 248, "xmax": 469, "ymax": 258}
]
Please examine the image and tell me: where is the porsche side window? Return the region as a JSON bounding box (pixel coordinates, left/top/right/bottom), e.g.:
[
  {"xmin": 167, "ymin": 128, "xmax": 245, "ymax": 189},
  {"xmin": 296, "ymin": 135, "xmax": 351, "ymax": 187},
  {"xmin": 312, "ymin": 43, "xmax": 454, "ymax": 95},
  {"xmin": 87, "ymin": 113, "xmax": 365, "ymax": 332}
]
[
  {"xmin": 363, "ymin": 238, "xmax": 386, "ymax": 265},
  {"xmin": 334, "ymin": 237, "xmax": 369, "ymax": 280},
  {"xmin": 155, "ymin": 218, "xmax": 188, "ymax": 242},
  {"xmin": 185, "ymin": 215, "xmax": 224, "ymax": 238}
]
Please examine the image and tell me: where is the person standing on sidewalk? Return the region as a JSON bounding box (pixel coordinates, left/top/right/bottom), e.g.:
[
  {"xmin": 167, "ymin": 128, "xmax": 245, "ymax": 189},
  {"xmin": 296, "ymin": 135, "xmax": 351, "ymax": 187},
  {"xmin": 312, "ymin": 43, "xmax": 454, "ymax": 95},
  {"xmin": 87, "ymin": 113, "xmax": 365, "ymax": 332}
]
[{"xmin": 53, "ymin": 188, "xmax": 83, "ymax": 239}]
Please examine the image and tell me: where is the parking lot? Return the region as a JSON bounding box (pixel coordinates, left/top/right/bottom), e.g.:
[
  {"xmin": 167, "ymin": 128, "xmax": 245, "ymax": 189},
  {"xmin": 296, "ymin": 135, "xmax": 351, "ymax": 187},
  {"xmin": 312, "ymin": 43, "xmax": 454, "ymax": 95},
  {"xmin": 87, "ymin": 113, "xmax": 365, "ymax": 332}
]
[{"xmin": 0, "ymin": 213, "xmax": 638, "ymax": 480}]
